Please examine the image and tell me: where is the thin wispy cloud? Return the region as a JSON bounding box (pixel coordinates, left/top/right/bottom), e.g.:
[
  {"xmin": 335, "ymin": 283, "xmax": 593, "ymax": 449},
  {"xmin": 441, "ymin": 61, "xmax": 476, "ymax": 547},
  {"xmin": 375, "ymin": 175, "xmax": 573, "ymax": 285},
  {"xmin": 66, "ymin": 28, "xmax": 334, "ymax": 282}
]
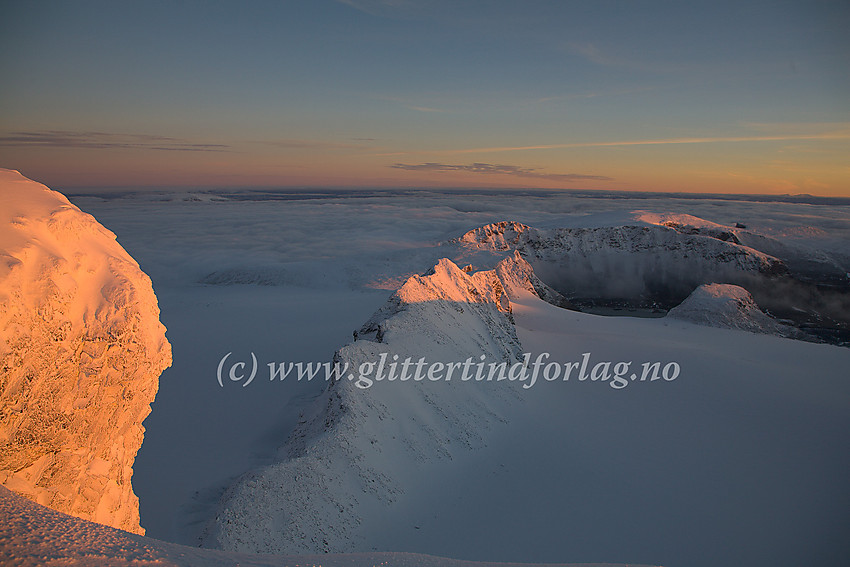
[
  {"xmin": 438, "ymin": 131, "xmax": 850, "ymax": 155},
  {"xmin": 744, "ymin": 122, "xmax": 850, "ymax": 134},
  {"xmin": 0, "ymin": 131, "xmax": 229, "ymax": 152},
  {"xmin": 391, "ymin": 162, "xmax": 612, "ymax": 181},
  {"xmin": 568, "ymin": 42, "xmax": 624, "ymax": 67},
  {"xmin": 567, "ymin": 41, "xmax": 688, "ymax": 74},
  {"xmin": 335, "ymin": 0, "xmax": 414, "ymax": 17},
  {"xmin": 535, "ymin": 86, "xmax": 657, "ymax": 104},
  {"xmin": 253, "ymin": 139, "xmax": 372, "ymax": 150},
  {"xmin": 372, "ymin": 94, "xmax": 449, "ymax": 114},
  {"xmin": 407, "ymin": 106, "xmax": 446, "ymax": 113}
]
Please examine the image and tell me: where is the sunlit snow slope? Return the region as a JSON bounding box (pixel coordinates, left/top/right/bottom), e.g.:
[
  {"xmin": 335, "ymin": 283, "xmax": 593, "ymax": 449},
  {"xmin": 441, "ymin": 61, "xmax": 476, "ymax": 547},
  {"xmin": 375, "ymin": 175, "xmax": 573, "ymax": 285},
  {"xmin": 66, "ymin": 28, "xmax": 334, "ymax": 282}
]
[{"xmin": 0, "ymin": 169, "xmax": 171, "ymax": 534}]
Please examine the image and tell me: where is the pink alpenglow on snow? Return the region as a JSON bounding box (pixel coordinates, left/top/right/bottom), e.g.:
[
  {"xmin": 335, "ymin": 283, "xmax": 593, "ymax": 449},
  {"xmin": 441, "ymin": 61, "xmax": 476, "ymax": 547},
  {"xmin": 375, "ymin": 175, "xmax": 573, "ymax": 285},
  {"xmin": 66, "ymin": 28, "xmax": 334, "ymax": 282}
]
[{"xmin": 0, "ymin": 169, "xmax": 172, "ymax": 534}]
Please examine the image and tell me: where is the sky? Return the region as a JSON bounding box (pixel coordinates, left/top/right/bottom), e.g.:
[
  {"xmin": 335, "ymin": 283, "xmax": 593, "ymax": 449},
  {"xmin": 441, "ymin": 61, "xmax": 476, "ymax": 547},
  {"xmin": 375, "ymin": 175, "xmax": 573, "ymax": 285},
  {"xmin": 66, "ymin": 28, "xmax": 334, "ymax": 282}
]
[{"xmin": 0, "ymin": 0, "xmax": 848, "ymax": 195}]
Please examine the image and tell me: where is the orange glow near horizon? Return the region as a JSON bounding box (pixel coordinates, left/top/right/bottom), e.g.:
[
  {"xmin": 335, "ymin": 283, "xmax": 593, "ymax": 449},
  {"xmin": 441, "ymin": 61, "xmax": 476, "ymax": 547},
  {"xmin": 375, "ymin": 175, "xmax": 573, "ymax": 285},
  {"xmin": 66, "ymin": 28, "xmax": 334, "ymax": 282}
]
[
  {"xmin": 5, "ymin": 132, "xmax": 847, "ymax": 197},
  {"xmin": 1, "ymin": 3, "xmax": 848, "ymax": 196}
]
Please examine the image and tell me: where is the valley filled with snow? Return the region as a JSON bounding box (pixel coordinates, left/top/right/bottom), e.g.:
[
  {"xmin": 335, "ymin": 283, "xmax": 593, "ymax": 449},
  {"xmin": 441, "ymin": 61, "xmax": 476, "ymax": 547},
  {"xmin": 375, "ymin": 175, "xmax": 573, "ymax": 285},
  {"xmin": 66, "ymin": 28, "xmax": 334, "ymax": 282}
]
[{"xmin": 3, "ymin": 170, "xmax": 850, "ymax": 566}]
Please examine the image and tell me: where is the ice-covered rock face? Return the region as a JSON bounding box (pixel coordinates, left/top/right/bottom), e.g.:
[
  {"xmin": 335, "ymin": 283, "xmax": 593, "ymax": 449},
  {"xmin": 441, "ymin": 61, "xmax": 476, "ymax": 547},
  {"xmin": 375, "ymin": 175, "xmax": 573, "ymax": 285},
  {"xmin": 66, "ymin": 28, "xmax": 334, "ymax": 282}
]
[
  {"xmin": 0, "ymin": 169, "xmax": 171, "ymax": 534},
  {"xmin": 456, "ymin": 220, "xmax": 787, "ymax": 305},
  {"xmin": 203, "ymin": 254, "xmax": 546, "ymax": 554}
]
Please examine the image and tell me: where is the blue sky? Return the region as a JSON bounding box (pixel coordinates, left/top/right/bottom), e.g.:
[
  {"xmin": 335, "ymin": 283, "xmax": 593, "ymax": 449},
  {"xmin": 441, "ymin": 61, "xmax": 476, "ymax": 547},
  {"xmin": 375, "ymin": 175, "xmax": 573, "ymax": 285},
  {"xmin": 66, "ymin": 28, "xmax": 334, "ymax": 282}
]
[{"xmin": 1, "ymin": 0, "xmax": 848, "ymax": 194}]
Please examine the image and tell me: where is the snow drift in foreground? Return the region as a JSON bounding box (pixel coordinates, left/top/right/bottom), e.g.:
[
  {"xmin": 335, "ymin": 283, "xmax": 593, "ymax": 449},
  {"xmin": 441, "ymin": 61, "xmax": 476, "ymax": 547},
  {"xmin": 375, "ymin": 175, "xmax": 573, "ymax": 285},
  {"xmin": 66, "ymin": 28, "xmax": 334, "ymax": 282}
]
[
  {"xmin": 203, "ymin": 253, "xmax": 551, "ymax": 553},
  {"xmin": 0, "ymin": 169, "xmax": 172, "ymax": 534},
  {"xmin": 0, "ymin": 487, "xmax": 651, "ymax": 567}
]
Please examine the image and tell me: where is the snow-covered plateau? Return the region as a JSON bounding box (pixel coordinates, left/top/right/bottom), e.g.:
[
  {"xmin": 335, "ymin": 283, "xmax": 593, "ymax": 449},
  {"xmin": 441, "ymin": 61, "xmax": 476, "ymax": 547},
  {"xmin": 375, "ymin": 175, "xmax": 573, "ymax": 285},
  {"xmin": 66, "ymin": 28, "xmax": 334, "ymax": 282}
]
[{"xmin": 2, "ymin": 169, "xmax": 849, "ymax": 566}]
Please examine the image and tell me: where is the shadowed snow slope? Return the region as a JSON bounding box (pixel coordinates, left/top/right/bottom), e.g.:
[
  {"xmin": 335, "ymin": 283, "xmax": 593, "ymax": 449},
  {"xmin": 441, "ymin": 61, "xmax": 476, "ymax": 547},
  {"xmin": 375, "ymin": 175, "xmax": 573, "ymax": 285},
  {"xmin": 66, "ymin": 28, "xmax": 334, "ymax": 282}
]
[
  {"xmin": 0, "ymin": 487, "xmax": 652, "ymax": 567},
  {"xmin": 0, "ymin": 169, "xmax": 171, "ymax": 534},
  {"xmin": 203, "ymin": 254, "xmax": 545, "ymax": 554}
]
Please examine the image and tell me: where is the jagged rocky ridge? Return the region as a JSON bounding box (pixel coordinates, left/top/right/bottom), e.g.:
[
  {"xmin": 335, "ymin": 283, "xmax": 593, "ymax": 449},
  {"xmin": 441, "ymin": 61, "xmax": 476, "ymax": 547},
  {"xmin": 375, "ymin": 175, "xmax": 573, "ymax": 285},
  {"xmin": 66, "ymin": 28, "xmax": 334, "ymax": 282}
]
[
  {"xmin": 203, "ymin": 253, "xmax": 556, "ymax": 553},
  {"xmin": 0, "ymin": 169, "xmax": 172, "ymax": 534}
]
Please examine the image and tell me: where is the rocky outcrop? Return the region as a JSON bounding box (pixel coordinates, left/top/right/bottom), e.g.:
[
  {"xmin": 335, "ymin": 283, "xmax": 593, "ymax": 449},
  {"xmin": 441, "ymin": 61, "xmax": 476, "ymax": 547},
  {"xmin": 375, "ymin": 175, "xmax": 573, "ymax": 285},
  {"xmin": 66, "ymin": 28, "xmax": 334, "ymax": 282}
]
[{"xmin": 0, "ymin": 169, "xmax": 171, "ymax": 534}]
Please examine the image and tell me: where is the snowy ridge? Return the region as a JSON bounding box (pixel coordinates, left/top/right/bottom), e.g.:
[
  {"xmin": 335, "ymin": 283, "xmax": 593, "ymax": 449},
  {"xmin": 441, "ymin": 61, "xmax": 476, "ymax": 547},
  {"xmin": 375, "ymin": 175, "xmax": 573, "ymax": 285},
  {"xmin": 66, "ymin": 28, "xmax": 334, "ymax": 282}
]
[
  {"xmin": 0, "ymin": 169, "xmax": 171, "ymax": 534},
  {"xmin": 454, "ymin": 219, "xmax": 787, "ymax": 303},
  {"xmin": 634, "ymin": 211, "xmax": 849, "ymax": 282},
  {"xmin": 456, "ymin": 219, "xmax": 785, "ymax": 273},
  {"xmin": 0, "ymin": 486, "xmax": 654, "ymax": 567},
  {"xmin": 667, "ymin": 283, "xmax": 804, "ymax": 338},
  {"xmin": 203, "ymin": 254, "xmax": 546, "ymax": 554}
]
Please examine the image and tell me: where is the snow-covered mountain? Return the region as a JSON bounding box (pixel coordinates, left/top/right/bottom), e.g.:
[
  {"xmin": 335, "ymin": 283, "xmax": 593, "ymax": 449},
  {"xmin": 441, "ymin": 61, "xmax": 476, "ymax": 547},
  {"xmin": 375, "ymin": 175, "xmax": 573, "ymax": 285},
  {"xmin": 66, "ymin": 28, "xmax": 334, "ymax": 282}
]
[
  {"xmin": 201, "ymin": 246, "xmax": 850, "ymax": 565},
  {"xmin": 634, "ymin": 211, "xmax": 849, "ymax": 283},
  {"xmin": 4, "ymin": 175, "xmax": 847, "ymax": 565},
  {"xmin": 0, "ymin": 169, "xmax": 171, "ymax": 534},
  {"xmin": 667, "ymin": 283, "xmax": 804, "ymax": 338},
  {"xmin": 454, "ymin": 215, "xmax": 850, "ymax": 344},
  {"xmin": 201, "ymin": 209, "xmax": 850, "ymax": 560},
  {"xmin": 454, "ymin": 219, "xmax": 787, "ymax": 305},
  {"xmin": 203, "ymin": 253, "xmax": 550, "ymax": 553}
]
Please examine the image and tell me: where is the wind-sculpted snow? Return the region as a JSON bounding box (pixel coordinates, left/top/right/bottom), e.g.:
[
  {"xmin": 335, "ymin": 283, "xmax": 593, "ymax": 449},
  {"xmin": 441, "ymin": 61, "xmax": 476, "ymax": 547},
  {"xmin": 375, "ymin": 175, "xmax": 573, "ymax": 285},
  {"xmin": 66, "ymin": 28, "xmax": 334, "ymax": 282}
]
[
  {"xmin": 0, "ymin": 169, "xmax": 171, "ymax": 534},
  {"xmin": 203, "ymin": 254, "xmax": 550, "ymax": 554}
]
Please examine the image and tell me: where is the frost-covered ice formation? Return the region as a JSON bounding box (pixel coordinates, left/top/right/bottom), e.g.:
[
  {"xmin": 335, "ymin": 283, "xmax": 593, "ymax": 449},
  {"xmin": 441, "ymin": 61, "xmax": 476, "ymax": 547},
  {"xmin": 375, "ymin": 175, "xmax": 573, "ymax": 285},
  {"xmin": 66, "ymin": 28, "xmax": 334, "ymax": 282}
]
[
  {"xmin": 203, "ymin": 253, "xmax": 556, "ymax": 554},
  {"xmin": 0, "ymin": 169, "xmax": 171, "ymax": 534},
  {"xmin": 666, "ymin": 283, "xmax": 803, "ymax": 338}
]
